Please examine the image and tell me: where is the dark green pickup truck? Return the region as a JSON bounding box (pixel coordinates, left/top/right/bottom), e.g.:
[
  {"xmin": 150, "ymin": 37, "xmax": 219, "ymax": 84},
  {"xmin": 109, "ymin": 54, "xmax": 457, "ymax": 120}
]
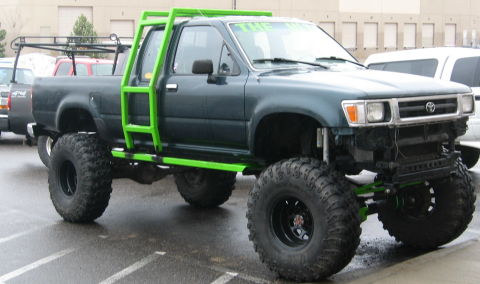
[{"xmin": 30, "ymin": 8, "xmax": 476, "ymax": 281}]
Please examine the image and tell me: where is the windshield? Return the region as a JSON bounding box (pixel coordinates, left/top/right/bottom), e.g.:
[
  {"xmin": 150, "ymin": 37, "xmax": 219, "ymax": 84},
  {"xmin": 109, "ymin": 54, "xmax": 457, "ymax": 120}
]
[
  {"xmin": 0, "ymin": 68, "xmax": 35, "ymax": 85},
  {"xmin": 230, "ymin": 22, "xmax": 358, "ymax": 69}
]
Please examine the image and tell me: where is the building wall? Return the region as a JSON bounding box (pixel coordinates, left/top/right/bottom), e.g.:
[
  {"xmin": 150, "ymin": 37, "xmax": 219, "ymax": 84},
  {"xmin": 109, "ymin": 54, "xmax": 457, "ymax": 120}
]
[{"xmin": 1, "ymin": 0, "xmax": 480, "ymax": 61}]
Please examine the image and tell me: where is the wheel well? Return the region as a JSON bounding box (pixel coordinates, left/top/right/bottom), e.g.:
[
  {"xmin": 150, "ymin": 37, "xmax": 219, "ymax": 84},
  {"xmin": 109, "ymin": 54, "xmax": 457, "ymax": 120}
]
[
  {"xmin": 59, "ymin": 108, "xmax": 97, "ymax": 133},
  {"xmin": 254, "ymin": 113, "xmax": 321, "ymax": 162}
]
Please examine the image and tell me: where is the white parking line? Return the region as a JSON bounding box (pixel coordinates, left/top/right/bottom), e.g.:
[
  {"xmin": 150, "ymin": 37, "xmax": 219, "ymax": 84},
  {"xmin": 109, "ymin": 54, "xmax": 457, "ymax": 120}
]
[
  {"xmin": 0, "ymin": 248, "xmax": 75, "ymax": 282},
  {"xmin": 0, "ymin": 225, "xmax": 51, "ymax": 244},
  {"xmin": 210, "ymin": 272, "xmax": 238, "ymax": 284},
  {"xmin": 98, "ymin": 251, "xmax": 166, "ymax": 284}
]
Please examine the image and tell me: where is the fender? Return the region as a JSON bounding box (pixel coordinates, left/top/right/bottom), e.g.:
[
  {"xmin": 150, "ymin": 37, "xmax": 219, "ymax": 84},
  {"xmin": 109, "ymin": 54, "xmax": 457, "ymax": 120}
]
[
  {"xmin": 245, "ymin": 76, "xmax": 354, "ymax": 152},
  {"xmin": 56, "ymin": 93, "xmax": 100, "ymax": 132}
]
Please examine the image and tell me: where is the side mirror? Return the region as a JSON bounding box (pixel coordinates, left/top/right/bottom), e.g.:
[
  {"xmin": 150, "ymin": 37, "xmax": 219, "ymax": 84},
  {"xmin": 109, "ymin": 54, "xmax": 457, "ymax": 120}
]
[
  {"xmin": 192, "ymin": 60, "xmax": 213, "ymax": 75},
  {"xmin": 192, "ymin": 59, "xmax": 217, "ymax": 84}
]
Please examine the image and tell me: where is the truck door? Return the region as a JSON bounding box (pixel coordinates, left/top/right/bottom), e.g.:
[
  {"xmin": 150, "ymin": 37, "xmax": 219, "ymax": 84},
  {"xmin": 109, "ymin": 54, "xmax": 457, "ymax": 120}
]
[{"xmin": 162, "ymin": 25, "xmax": 247, "ymax": 148}]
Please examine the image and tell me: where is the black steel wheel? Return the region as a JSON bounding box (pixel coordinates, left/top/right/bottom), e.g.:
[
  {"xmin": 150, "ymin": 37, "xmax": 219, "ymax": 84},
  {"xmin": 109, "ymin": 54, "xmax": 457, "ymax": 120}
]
[
  {"xmin": 59, "ymin": 160, "xmax": 77, "ymax": 196},
  {"xmin": 247, "ymin": 157, "xmax": 361, "ymax": 281},
  {"xmin": 271, "ymin": 196, "xmax": 314, "ymax": 247}
]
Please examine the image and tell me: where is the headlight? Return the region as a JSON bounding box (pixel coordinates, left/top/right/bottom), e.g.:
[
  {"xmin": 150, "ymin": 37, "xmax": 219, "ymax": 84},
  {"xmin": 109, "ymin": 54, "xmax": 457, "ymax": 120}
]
[
  {"xmin": 342, "ymin": 101, "xmax": 389, "ymax": 125},
  {"xmin": 461, "ymin": 94, "xmax": 474, "ymax": 114},
  {"xmin": 366, "ymin": 102, "xmax": 385, "ymax": 122}
]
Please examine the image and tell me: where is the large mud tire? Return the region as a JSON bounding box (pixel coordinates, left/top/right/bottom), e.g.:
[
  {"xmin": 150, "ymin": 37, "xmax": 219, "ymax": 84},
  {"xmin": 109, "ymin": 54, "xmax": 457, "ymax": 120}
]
[
  {"xmin": 247, "ymin": 157, "xmax": 361, "ymax": 281},
  {"xmin": 173, "ymin": 169, "xmax": 236, "ymax": 208},
  {"xmin": 49, "ymin": 133, "xmax": 112, "ymax": 223},
  {"xmin": 378, "ymin": 159, "xmax": 476, "ymax": 249}
]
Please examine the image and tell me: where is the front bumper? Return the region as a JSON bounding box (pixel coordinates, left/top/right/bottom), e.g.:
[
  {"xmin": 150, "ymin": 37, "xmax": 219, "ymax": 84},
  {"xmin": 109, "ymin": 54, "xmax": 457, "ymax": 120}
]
[
  {"xmin": 351, "ymin": 119, "xmax": 466, "ymax": 184},
  {"xmin": 376, "ymin": 151, "xmax": 459, "ymax": 184}
]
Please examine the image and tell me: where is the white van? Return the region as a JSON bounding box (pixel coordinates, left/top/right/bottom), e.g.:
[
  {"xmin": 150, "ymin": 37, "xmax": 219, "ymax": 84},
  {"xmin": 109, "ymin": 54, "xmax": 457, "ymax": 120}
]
[{"xmin": 365, "ymin": 47, "xmax": 480, "ymax": 168}]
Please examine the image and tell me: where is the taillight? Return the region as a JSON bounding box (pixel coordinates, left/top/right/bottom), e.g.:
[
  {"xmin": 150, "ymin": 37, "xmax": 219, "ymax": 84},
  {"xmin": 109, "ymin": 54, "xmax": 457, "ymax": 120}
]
[{"xmin": 7, "ymin": 92, "xmax": 11, "ymax": 110}]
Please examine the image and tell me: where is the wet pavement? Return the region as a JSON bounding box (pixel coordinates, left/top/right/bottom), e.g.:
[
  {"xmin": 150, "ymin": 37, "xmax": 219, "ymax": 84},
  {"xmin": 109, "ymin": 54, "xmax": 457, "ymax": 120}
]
[{"xmin": 0, "ymin": 132, "xmax": 479, "ymax": 283}]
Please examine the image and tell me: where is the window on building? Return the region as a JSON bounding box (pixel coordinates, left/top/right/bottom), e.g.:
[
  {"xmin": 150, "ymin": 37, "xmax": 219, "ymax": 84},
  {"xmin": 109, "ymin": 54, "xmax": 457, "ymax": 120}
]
[
  {"xmin": 319, "ymin": 22, "xmax": 335, "ymax": 38},
  {"xmin": 422, "ymin": 23, "xmax": 434, "ymax": 47},
  {"xmin": 342, "ymin": 22, "xmax": 357, "ymax": 49},
  {"xmin": 451, "ymin": 56, "xmax": 480, "ymax": 87},
  {"xmin": 368, "ymin": 59, "xmax": 438, "ymax": 77},
  {"xmin": 444, "ymin": 24, "xmax": 456, "ymax": 46},
  {"xmin": 463, "ymin": 30, "xmax": 470, "ymax": 46},
  {"xmin": 384, "ymin": 23, "xmax": 398, "ymax": 48},
  {"xmin": 404, "ymin": 23, "xmax": 416, "ymax": 48},
  {"xmin": 58, "ymin": 6, "xmax": 93, "ymax": 37},
  {"xmin": 364, "ymin": 23, "xmax": 378, "ymax": 48}
]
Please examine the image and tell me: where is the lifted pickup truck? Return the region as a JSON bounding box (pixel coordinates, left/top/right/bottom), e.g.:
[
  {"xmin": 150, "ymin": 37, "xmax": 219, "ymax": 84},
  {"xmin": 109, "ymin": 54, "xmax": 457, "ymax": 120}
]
[{"xmin": 30, "ymin": 8, "xmax": 476, "ymax": 281}]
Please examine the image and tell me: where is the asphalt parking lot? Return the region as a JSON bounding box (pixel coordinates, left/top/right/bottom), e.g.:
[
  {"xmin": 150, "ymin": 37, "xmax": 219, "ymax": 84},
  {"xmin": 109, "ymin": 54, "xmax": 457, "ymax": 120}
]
[{"xmin": 1, "ymin": 132, "xmax": 479, "ymax": 284}]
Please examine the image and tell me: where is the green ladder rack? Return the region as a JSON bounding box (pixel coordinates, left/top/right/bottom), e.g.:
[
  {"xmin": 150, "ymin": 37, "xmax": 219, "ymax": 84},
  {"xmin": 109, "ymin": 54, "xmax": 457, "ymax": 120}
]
[{"xmin": 112, "ymin": 8, "xmax": 272, "ymax": 172}]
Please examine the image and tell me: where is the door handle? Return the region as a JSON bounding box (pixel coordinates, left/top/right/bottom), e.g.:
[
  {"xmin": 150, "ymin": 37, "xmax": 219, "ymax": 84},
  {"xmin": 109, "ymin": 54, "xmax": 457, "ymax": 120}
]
[{"xmin": 166, "ymin": 84, "xmax": 178, "ymax": 92}]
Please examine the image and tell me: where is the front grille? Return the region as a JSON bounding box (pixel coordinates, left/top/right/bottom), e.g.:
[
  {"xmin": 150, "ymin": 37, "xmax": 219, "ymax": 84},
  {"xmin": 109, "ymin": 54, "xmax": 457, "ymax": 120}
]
[{"xmin": 399, "ymin": 98, "xmax": 457, "ymax": 118}]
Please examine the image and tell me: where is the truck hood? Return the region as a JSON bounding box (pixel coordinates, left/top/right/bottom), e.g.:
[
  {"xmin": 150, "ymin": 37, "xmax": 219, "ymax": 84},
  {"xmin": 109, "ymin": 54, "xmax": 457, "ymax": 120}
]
[{"xmin": 256, "ymin": 68, "xmax": 471, "ymax": 99}]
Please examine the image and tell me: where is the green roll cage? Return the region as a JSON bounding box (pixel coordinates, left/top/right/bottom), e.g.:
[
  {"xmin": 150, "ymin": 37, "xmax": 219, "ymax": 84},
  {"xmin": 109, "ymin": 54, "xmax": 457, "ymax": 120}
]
[{"xmin": 111, "ymin": 7, "xmax": 272, "ymax": 172}]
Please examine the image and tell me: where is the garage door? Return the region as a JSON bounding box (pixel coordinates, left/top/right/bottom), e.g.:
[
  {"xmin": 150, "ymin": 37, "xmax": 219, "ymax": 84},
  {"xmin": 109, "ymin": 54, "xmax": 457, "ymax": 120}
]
[
  {"xmin": 58, "ymin": 6, "xmax": 93, "ymax": 36},
  {"xmin": 342, "ymin": 22, "xmax": 357, "ymax": 49},
  {"xmin": 110, "ymin": 20, "xmax": 134, "ymax": 38}
]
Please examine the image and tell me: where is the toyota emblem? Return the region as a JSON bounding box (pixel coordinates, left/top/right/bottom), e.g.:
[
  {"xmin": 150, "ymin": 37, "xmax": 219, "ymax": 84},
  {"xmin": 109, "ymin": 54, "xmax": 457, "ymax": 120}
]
[{"xmin": 425, "ymin": 101, "xmax": 436, "ymax": 113}]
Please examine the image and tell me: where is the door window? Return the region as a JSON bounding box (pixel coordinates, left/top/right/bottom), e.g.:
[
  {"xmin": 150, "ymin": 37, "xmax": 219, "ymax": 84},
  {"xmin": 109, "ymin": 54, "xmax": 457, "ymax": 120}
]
[
  {"xmin": 140, "ymin": 29, "xmax": 165, "ymax": 82},
  {"xmin": 451, "ymin": 56, "xmax": 480, "ymax": 87},
  {"xmin": 56, "ymin": 62, "xmax": 72, "ymax": 75},
  {"xmin": 218, "ymin": 45, "xmax": 240, "ymax": 76},
  {"xmin": 173, "ymin": 26, "xmax": 224, "ymax": 74},
  {"xmin": 76, "ymin": 64, "xmax": 88, "ymax": 76}
]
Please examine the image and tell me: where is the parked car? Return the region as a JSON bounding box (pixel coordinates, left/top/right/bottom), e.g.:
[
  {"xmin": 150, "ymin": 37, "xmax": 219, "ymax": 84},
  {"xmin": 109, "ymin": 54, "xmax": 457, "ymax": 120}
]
[
  {"xmin": 29, "ymin": 8, "xmax": 476, "ymax": 281},
  {"xmin": 0, "ymin": 63, "xmax": 35, "ymax": 139},
  {"xmin": 52, "ymin": 58, "xmax": 114, "ymax": 76},
  {"xmin": 365, "ymin": 47, "xmax": 480, "ymax": 168}
]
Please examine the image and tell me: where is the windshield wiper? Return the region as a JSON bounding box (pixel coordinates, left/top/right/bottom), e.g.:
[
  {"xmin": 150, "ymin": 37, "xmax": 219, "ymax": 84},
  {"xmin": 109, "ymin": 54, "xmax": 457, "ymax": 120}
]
[
  {"xmin": 252, "ymin": 58, "xmax": 328, "ymax": 69},
  {"xmin": 315, "ymin": 56, "xmax": 366, "ymax": 68}
]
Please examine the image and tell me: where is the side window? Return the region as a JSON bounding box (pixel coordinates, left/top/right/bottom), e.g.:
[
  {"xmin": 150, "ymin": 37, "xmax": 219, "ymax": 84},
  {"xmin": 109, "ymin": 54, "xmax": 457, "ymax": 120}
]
[
  {"xmin": 56, "ymin": 62, "xmax": 72, "ymax": 76},
  {"xmin": 76, "ymin": 64, "xmax": 88, "ymax": 76},
  {"xmin": 173, "ymin": 26, "xmax": 223, "ymax": 74},
  {"xmin": 218, "ymin": 45, "xmax": 240, "ymax": 76},
  {"xmin": 367, "ymin": 63, "xmax": 386, "ymax": 70},
  {"xmin": 451, "ymin": 56, "xmax": 480, "ymax": 87},
  {"xmin": 372, "ymin": 59, "xmax": 438, "ymax": 78},
  {"xmin": 140, "ymin": 29, "xmax": 165, "ymax": 82}
]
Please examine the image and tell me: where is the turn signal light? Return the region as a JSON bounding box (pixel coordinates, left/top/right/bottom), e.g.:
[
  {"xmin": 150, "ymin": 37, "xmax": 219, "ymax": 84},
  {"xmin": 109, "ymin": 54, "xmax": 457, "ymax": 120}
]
[{"xmin": 346, "ymin": 105, "xmax": 358, "ymax": 122}]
